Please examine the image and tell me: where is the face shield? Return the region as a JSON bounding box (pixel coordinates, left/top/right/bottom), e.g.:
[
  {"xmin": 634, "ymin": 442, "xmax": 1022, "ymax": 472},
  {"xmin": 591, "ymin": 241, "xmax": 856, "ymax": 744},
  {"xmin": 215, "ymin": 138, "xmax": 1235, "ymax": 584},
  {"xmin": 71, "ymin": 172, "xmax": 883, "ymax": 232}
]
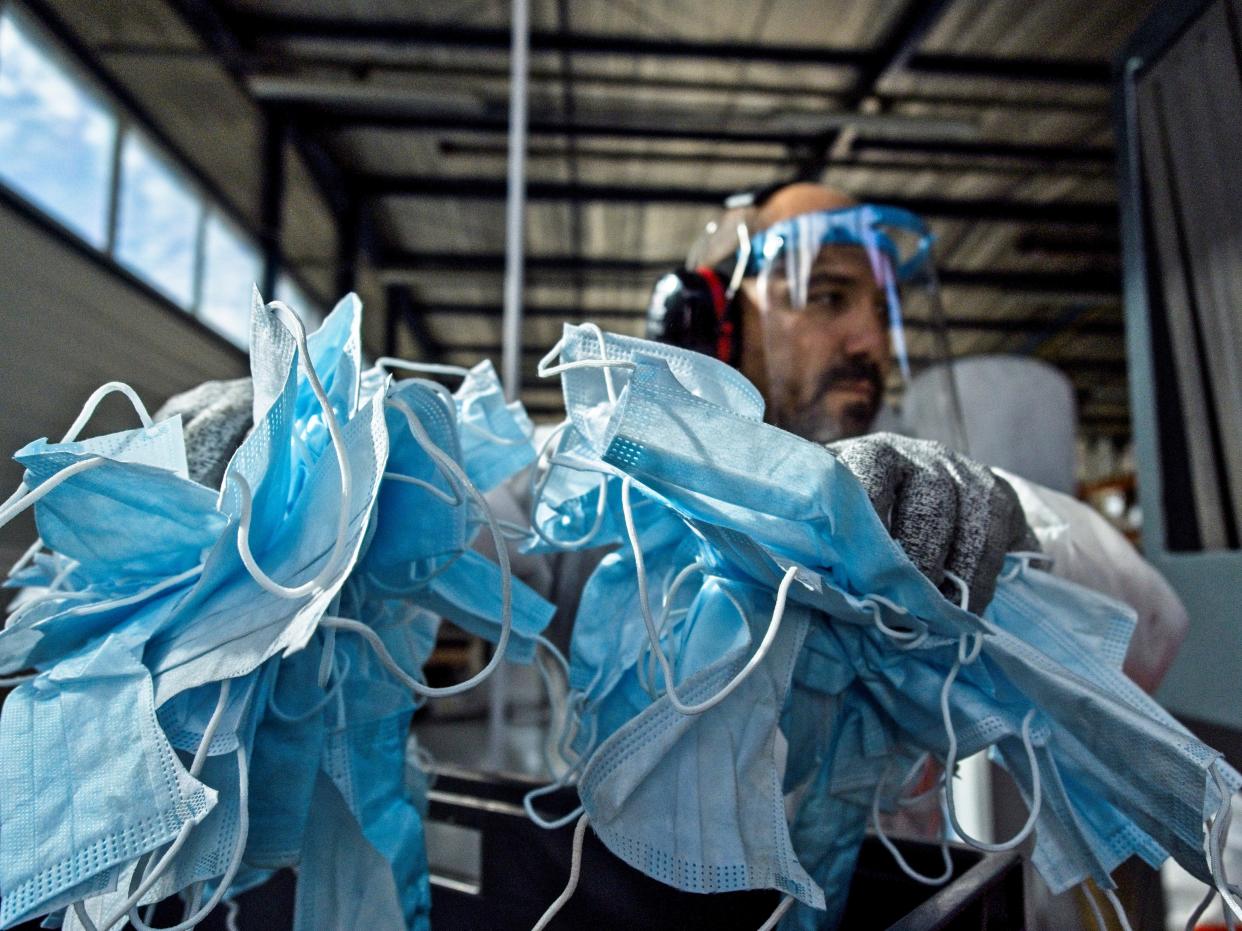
[{"xmin": 727, "ymin": 204, "xmax": 965, "ymax": 447}]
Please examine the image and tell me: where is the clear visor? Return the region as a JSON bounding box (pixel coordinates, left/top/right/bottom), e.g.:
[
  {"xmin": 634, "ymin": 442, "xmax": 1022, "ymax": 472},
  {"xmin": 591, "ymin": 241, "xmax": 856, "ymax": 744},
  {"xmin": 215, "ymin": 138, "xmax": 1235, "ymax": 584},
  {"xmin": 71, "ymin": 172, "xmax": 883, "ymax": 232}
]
[{"xmin": 740, "ymin": 205, "xmax": 963, "ymax": 446}]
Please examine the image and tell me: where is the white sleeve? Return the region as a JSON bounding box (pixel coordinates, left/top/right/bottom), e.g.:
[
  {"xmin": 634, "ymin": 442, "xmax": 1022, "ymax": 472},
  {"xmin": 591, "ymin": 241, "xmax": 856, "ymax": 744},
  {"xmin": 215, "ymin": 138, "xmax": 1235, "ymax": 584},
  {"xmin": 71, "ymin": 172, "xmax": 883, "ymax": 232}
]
[{"xmin": 995, "ymin": 469, "xmax": 1189, "ymax": 693}]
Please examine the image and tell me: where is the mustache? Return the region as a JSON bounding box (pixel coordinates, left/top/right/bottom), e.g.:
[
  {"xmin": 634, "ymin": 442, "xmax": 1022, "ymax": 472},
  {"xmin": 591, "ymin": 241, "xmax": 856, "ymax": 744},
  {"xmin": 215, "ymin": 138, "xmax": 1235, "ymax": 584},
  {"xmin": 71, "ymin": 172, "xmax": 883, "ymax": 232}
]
[{"xmin": 809, "ymin": 356, "xmax": 885, "ymax": 404}]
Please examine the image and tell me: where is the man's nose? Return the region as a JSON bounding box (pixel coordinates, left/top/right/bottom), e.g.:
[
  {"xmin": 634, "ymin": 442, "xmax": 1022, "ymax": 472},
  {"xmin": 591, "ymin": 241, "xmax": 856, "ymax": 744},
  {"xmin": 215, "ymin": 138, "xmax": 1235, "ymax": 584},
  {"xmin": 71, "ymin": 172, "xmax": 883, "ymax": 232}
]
[{"xmin": 840, "ymin": 305, "xmax": 888, "ymax": 360}]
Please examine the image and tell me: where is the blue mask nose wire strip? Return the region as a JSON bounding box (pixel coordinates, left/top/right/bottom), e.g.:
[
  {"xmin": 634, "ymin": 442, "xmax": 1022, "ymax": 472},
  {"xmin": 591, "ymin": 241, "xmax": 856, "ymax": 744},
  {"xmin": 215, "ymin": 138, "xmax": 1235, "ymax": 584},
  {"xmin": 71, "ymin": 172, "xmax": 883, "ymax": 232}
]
[
  {"xmin": 530, "ymin": 813, "xmax": 591, "ymax": 931},
  {"xmin": 621, "ymin": 476, "xmax": 800, "ymax": 716},
  {"xmin": 871, "ymin": 756, "xmax": 954, "ymax": 886},
  {"xmin": 68, "ymin": 680, "xmax": 244, "ymax": 931},
  {"xmin": 377, "ymin": 357, "xmax": 530, "ymax": 447},
  {"xmin": 528, "ymin": 421, "xmax": 609, "ymax": 550},
  {"xmin": 233, "ymin": 302, "xmax": 352, "ymax": 601},
  {"xmin": 938, "ymin": 570, "xmax": 1043, "ymax": 854}
]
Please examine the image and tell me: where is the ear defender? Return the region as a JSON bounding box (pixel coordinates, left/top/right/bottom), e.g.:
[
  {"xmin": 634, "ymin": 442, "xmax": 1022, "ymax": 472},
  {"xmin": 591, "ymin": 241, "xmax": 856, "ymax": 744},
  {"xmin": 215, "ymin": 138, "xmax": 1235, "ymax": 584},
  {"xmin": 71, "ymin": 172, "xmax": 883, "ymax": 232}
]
[{"xmin": 644, "ymin": 265, "xmax": 740, "ymax": 365}]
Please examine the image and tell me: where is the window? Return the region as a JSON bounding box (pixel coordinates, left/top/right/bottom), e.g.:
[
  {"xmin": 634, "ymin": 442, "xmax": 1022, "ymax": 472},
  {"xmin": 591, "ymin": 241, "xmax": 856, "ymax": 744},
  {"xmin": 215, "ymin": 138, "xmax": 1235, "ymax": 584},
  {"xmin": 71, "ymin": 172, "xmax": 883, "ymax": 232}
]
[
  {"xmin": 0, "ymin": 9, "xmax": 116, "ymax": 246},
  {"xmin": 0, "ymin": 2, "xmax": 324, "ymax": 354},
  {"xmin": 200, "ymin": 211, "xmax": 262, "ymax": 348},
  {"xmin": 114, "ymin": 131, "xmax": 201, "ymax": 308}
]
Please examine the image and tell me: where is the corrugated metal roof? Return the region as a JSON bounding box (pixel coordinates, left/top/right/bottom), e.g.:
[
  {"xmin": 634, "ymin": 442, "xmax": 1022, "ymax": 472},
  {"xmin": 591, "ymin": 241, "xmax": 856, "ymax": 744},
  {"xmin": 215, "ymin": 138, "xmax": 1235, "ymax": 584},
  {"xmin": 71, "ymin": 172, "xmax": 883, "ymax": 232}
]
[{"xmin": 41, "ymin": 0, "xmax": 1147, "ymax": 435}]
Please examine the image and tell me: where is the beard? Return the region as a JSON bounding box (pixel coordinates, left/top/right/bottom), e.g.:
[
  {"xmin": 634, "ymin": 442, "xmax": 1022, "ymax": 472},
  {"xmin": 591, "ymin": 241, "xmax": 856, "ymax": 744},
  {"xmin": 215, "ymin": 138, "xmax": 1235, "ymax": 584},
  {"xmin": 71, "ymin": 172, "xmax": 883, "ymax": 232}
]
[{"xmin": 781, "ymin": 355, "xmax": 884, "ymax": 442}]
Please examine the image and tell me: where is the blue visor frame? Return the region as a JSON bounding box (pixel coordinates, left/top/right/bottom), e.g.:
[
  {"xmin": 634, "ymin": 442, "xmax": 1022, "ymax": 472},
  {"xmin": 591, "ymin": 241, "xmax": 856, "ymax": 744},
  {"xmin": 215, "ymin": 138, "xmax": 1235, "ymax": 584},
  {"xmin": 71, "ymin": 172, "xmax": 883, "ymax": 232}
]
[{"xmin": 743, "ymin": 204, "xmax": 935, "ymax": 285}]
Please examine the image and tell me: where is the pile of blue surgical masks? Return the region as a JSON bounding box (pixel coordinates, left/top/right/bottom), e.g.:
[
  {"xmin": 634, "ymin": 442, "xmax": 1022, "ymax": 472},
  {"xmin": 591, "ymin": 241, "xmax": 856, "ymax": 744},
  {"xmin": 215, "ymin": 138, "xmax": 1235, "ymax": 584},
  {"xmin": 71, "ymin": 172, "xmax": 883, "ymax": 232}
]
[
  {"xmin": 519, "ymin": 322, "xmax": 1242, "ymax": 931},
  {"xmin": 0, "ymin": 292, "xmax": 554, "ymax": 931},
  {"xmin": 3, "ymin": 298, "xmax": 1240, "ymax": 931}
]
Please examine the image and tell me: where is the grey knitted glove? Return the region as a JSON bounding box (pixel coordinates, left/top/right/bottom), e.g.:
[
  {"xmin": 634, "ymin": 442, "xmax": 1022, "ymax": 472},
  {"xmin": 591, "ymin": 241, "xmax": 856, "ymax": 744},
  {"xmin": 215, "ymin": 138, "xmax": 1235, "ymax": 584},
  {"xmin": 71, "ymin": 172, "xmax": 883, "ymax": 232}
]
[
  {"xmin": 826, "ymin": 432, "xmax": 1039, "ymax": 613},
  {"xmin": 155, "ymin": 378, "xmax": 254, "ymax": 490}
]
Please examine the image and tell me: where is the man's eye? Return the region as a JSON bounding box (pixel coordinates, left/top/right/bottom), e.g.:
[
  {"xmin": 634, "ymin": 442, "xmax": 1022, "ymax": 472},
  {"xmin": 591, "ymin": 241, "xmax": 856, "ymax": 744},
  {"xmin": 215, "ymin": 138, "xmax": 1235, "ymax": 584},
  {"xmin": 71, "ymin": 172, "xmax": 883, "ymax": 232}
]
[{"xmin": 808, "ymin": 289, "xmax": 849, "ymax": 312}]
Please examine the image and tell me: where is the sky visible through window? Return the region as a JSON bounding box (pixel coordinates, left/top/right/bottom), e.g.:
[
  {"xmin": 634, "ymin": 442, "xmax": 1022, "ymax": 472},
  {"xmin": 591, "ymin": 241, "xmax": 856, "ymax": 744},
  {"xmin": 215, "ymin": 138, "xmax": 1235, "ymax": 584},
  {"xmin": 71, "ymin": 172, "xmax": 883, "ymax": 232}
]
[
  {"xmin": 115, "ymin": 131, "xmax": 202, "ymax": 308},
  {"xmin": 0, "ymin": 11, "xmax": 115, "ymax": 247},
  {"xmin": 201, "ymin": 211, "xmax": 262, "ymax": 347},
  {"xmin": 0, "ymin": 6, "xmax": 324, "ymax": 346}
]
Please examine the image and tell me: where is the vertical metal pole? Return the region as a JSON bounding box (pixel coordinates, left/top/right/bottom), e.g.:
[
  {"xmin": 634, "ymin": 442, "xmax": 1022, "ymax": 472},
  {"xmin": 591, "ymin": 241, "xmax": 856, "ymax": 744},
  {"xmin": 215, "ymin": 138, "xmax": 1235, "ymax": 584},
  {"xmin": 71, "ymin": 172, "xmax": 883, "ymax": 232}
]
[
  {"xmin": 501, "ymin": 0, "xmax": 529, "ymax": 403},
  {"xmin": 488, "ymin": 0, "xmax": 529, "ymax": 771}
]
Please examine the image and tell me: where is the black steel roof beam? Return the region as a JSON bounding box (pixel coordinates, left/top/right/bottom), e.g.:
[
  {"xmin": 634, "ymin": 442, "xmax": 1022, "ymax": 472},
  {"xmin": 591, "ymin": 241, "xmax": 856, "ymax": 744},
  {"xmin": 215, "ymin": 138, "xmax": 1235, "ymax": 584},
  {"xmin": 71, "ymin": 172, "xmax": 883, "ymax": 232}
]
[
  {"xmin": 848, "ymin": 137, "xmax": 1114, "ymax": 167},
  {"xmin": 388, "ymin": 283, "xmax": 446, "ymax": 362},
  {"xmin": 289, "ymin": 107, "xmax": 1114, "ymax": 170},
  {"xmin": 233, "ymin": 54, "xmax": 1108, "ymax": 114},
  {"xmin": 165, "ymin": 0, "xmax": 356, "ymax": 222},
  {"xmin": 798, "ymin": 0, "xmax": 957, "ymax": 178},
  {"xmin": 359, "ymin": 176, "xmax": 1117, "ymax": 225},
  {"xmin": 226, "ymin": 13, "xmax": 1110, "ymax": 87},
  {"xmin": 380, "ymin": 251, "xmax": 1118, "ymax": 296},
  {"xmin": 435, "ymin": 139, "xmax": 1114, "ymax": 178},
  {"xmin": 419, "ymin": 302, "xmax": 1123, "ymax": 334}
]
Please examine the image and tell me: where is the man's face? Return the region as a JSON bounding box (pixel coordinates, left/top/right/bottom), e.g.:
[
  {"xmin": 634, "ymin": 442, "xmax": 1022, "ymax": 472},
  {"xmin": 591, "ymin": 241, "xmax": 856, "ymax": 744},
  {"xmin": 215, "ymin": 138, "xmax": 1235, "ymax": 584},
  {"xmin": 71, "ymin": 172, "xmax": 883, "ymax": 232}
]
[{"xmin": 739, "ymin": 243, "xmax": 891, "ymax": 441}]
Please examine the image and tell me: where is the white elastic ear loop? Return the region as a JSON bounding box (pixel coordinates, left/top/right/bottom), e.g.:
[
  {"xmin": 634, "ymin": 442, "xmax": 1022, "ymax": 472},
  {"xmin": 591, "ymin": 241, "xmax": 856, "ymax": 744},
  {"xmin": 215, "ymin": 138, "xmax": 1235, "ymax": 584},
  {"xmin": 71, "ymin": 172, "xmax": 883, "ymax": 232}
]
[
  {"xmin": 378, "ymin": 356, "xmax": 529, "ymax": 446},
  {"xmin": 523, "ymin": 759, "xmax": 587, "ymax": 830},
  {"xmin": 998, "ymin": 551, "xmax": 1054, "ymax": 583},
  {"xmin": 865, "ymin": 594, "xmax": 930, "ymax": 650},
  {"xmin": 536, "ymin": 323, "xmax": 635, "ymax": 404},
  {"xmin": 622, "ymin": 476, "xmax": 798, "ymax": 716},
  {"xmin": 72, "ymin": 680, "xmax": 239, "ymax": 931},
  {"xmin": 124, "ymin": 745, "xmax": 251, "ymax": 931},
  {"xmin": 529, "ymin": 421, "xmax": 609, "ymax": 550},
  {"xmin": 384, "ymin": 464, "xmax": 462, "ymax": 507},
  {"xmin": 266, "ymin": 649, "xmax": 351, "ymax": 724},
  {"xmin": 1184, "ymin": 884, "xmax": 1219, "ymax": 931},
  {"xmin": 318, "ymin": 406, "xmax": 511, "ymax": 699},
  {"xmin": 871, "ymin": 757, "xmax": 954, "ymax": 886},
  {"xmin": 534, "ymin": 635, "xmax": 572, "ymax": 777},
  {"xmin": 233, "ymin": 302, "xmax": 353, "ymax": 600},
  {"xmin": 383, "ymin": 397, "xmax": 512, "ymax": 688},
  {"xmin": 1209, "ymin": 765, "xmax": 1242, "ymax": 923},
  {"xmin": 376, "ymin": 357, "xmax": 471, "ymax": 379},
  {"xmin": 0, "ymin": 457, "xmax": 108, "ymax": 530},
  {"xmin": 757, "ymin": 896, "xmax": 795, "ymax": 931},
  {"xmin": 2, "ymin": 381, "xmax": 152, "ymax": 538},
  {"xmin": 638, "ymin": 560, "xmax": 706, "ymax": 699},
  {"xmin": 530, "ymin": 813, "xmax": 590, "ymax": 931},
  {"xmin": 939, "ymin": 629, "xmax": 1043, "ymax": 853},
  {"xmin": 1101, "ymin": 887, "xmax": 1134, "ymax": 931}
]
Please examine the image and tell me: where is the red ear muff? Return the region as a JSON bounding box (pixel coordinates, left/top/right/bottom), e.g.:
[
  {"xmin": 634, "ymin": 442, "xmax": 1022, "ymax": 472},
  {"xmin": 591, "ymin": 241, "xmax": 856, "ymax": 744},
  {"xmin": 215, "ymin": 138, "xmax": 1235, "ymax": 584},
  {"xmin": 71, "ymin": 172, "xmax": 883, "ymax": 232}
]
[
  {"xmin": 692, "ymin": 266, "xmax": 735, "ymax": 363},
  {"xmin": 644, "ymin": 266, "xmax": 740, "ymax": 365}
]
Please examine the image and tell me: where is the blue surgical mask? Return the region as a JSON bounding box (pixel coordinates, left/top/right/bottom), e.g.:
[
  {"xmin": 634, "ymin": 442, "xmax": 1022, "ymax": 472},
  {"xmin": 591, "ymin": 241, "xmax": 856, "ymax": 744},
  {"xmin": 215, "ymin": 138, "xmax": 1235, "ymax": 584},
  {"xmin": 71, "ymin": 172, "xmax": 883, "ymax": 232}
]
[
  {"xmin": 0, "ymin": 636, "xmax": 217, "ymax": 927},
  {"xmin": 984, "ymin": 566, "xmax": 1242, "ymax": 890},
  {"xmin": 291, "ymin": 772, "xmax": 409, "ymax": 931},
  {"xmin": 0, "ymin": 423, "xmax": 223, "ymax": 674},
  {"xmin": 143, "ymin": 299, "xmax": 389, "ymax": 708},
  {"xmin": 576, "ymin": 596, "xmax": 824, "ymax": 910},
  {"xmin": 360, "ymin": 378, "xmax": 466, "ymax": 576},
  {"xmin": 454, "ymin": 358, "xmax": 537, "ymax": 492}
]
